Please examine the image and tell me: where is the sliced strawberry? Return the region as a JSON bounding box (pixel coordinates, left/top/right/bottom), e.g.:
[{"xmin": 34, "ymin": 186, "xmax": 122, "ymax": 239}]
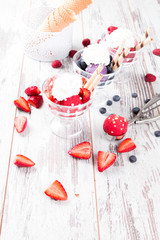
[
  {"xmin": 14, "ymin": 116, "xmax": 27, "ymax": 133},
  {"xmin": 153, "ymin": 49, "xmax": 160, "ymax": 56},
  {"xmin": 81, "ymin": 88, "xmax": 91, "ymax": 103},
  {"xmin": 60, "ymin": 95, "xmax": 82, "ymax": 106},
  {"xmin": 25, "ymin": 86, "xmax": 41, "ymax": 96},
  {"xmin": 44, "ymin": 180, "xmax": 68, "ymax": 200},
  {"xmin": 97, "ymin": 151, "xmax": 116, "ymax": 172},
  {"xmin": 14, "ymin": 96, "xmax": 30, "ymax": 112},
  {"xmin": 82, "ymin": 77, "xmax": 87, "ymax": 87},
  {"xmin": 68, "ymin": 142, "xmax": 91, "ymax": 159},
  {"xmin": 118, "ymin": 138, "xmax": 136, "ymax": 153},
  {"xmin": 14, "ymin": 154, "xmax": 35, "ymax": 167},
  {"xmin": 145, "ymin": 73, "xmax": 156, "ymax": 82},
  {"xmin": 28, "ymin": 95, "xmax": 43, "ymax": 108},
  {"xmin": 107, "ymin": 26, "xmax": 118, "ymax": 34}
]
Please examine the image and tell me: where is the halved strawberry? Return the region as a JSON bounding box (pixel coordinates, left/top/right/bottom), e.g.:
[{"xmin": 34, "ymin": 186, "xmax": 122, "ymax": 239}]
[
  {"xmin": 68, "ymin": 142, "xmax": 91, "ymax": 159},
  {"xmin": 14, "ymin": 116, "xmax": 27, "ymax": 133},
  {"xmin": 81, "ymin": 88, "xmax": 91, "ymax": 103},
  {"xmin": 82, "ymin": 77, "xmax": 87, "ymax": 87},
  {"xmin": 14, "ymin": 96, "xmax": 30, "ymax": 112},
  {"xmin": 97, "ymin": 151, "xmax": 116, "ymax": 172},
  {"xmin": 118, "ymin": 138, "xmax": 136, "ymax": 153},
  {"xmin": 14, "ymin": 154, "xmax": 35, "ymax": 167},
  {"xmin": 44, "ymin": 180, "xmax": 68, "ymax": 200},
  {"xmin": 28, "ymin": 95, "xmax": 43, "ymax": 108},
  {"xmin": 25, "ymin": 86, "xmax": 41, "ymax": 96},
  {"xmin": 107, "ymin": 26, "xmax": 118, "ymax": 34}
]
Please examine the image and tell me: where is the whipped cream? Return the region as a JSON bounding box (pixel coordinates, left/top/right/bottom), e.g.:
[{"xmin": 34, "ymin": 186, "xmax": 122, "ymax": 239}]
[
  {"xmin": 104, "ymin": 27, "xmax": 136, "ymax": 48},
  {"xmin": 82, "ymin": 41, "xmax": 110, "ymax": 65},
  {"xmin": 52, "ymin": 73, "xmax": 82, "ymax": 101}
]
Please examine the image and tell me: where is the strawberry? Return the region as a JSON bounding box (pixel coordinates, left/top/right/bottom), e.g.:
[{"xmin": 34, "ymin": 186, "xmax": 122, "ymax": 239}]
[
  {"xmin": 107, "ymin": 26, "xmax": 118, "ymax": 34},
  {"xmin": 14, "ymin": 116, "xmax": 27, "ymax": 133},
  {"xmin": 51, "ymin": 60, "xmax": 62, "ymax": 68},
  {"xmin": 153, "ymin": 49, "xmax": 160, "ymax": 56},
  {"xmin": 97, "ymin": 151, "xmax": 116, "ymax": 172},
  {"xmin": 14, "ymin": 154, "xmax": 35, "ymax": 167},
  {"xmin": 97, "ymin": 39, "xmax": 101, "ymax": 44},
  {"xmin": 80, "ymin": 88, "xmax": 91, "ymax": 103},
  {"xmin": 82, "ymin": 77, "xmax": 87, "ymax": 87},
  {"xmin": 25, "ymin": 86, "xmax": 41, "ymax": 96},
  {"xmin": 44, "ymin": 180, "xmax": 68, "ymax": 200},
  {"xmin": 14, "ymin": 96, "xmax": 30, "ymax": 112},
  {"xmin": 28, "ymin": 95, "xmax": 43, "ymax": 108},
  {"xmin": 103, "ymin": 114, "xmax": 128, "ymax": 136},
  {"xmin": 145, "ymin": 73, "xmax": 156, "ymax": 82},
  {"xmin": 68, "ymin": 142, "xmax": 91, "ymax": 159},
  {"xmin": 118, "ymin": 138, "xmax": 136, "ymax": 153},
  {"xmin": 82, "ymin": 38, "xmax": 91, "ymax": 47},
  {"xmin": 69, "ymin": 50, "xmax": 77, "ymax": 58},
  {"xmin": 60, "ymin": 95, "xmax": 82, "ymax": 106}
]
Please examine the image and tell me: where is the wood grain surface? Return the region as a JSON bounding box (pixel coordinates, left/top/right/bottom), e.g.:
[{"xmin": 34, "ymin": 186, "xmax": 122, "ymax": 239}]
[{"xmin": 0, "ymin": 0, "xmax": 160, "ymax": 239}]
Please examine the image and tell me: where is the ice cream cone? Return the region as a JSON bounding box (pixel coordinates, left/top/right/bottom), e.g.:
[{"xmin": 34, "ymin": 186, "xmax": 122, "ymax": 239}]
[
  {"xmin": 62, "ymin": 0, "xmax": 92, "ymax": 15},
  {"xmin": 39, "ymin": 0, "xmax": 92, "ymax": 32}
]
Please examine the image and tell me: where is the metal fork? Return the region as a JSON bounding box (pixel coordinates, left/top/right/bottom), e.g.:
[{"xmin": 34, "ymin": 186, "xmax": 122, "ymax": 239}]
[{"xmin": 128, "ymin": 94, "xmax": 160, "ymax": 125}]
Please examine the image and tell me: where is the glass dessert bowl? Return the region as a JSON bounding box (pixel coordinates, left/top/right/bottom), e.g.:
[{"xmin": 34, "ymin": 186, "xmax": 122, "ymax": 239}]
[
  {"xmin": 73, "ymin": 49, "xmax": 121, "ymax": 89},
  {"xmin": 101, "ymin": 26, "xmax": 151, "ymax": 67},
  {"xmin": 42, "ymin": 73, "xmax": 93, "ymax": 138}
]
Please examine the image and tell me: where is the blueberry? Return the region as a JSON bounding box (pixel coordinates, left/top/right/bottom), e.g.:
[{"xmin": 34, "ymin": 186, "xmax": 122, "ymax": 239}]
[
  {"xmin": 80, "ymin": 61, "xmax": 87, "ymax": 70},
  {"xmin": 154, "ymin": 130, "xmax": 160, "ymax": 137},
  {"xmin": 106, "ymin": 100, "xmax": 112, "ymax": 106},
  {"xmin": 132, "ymin": 93, "xmax": 138, "ymax": 98},
  {"xmin": 129, "ymin": 155, "xmax": 137, "ymax": 163},
  {"xmin": 144, "ymin": 98, "xmax": 150, "ymax": 104},
  {"xmin": 106, "ymin": 65, "xmax": 114, "ymax": 74},
  {"xmin": 113, "ymin": 95, "xmax": 120, "ymax": 102},
  {"xmin": 132, "ymin": 107, "xmax": 140, "ymax": 115},
  {"xmin": 99, "ymin": 107, "xmax": 106, "ymax": 114}
]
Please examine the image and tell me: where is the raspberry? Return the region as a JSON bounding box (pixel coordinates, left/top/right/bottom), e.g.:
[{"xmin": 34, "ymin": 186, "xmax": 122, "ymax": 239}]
[
  {"xmin": 51, "ymin": 60, "xmax": 62, "ymax": 68},
  {"xmin": 153, "ymin": 49, "xmax": 160, "ymax": 56},
  {"xmin": 82, "ymin": 38, "xmax": 91, "ymax": 47},
  {"xmin": 145, "ymin": 73, "xmax": 156, "ymax": 82},
  {"xmin": 69, "ymin": 50, "xmax": 77, "ymax": 58}
]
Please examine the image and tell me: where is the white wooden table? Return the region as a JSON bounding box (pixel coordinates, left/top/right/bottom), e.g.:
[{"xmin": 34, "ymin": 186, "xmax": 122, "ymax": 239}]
[{"xmin": 0, "ymin": 0, "xmax": 160, "ymax": 239}]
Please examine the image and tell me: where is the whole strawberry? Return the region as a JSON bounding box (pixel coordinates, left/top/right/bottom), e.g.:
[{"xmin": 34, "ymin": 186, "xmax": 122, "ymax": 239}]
[{"xmin": 103, "ymin": 114, "xmax": 128, "ymax": 136}]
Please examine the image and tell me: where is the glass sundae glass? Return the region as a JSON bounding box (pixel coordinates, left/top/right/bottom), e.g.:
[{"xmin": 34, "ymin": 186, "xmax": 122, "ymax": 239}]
[{"xmin": 42, "ymin": 74, "xmax": 93, "ymax": 138}]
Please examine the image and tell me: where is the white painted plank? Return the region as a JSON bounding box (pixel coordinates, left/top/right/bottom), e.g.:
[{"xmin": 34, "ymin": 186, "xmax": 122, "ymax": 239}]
[
  {"xmin": 83, "ymin": 0, "xmax": 160, "ymax": 239},
  {"xmin": 0, "ymin": 0, "xmax": 30, "ymax": 230}
]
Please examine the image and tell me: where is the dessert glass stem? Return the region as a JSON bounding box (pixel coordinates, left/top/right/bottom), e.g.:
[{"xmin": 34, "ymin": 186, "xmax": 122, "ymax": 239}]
[{"xmin": 50, "ymin": 115, "xmax": 83, "ymax": 138}]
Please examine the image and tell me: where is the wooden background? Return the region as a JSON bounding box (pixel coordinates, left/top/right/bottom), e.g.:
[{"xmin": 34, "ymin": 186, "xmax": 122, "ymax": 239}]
[{"xmin": 0, "ymin": 0, "xmax": 160, "ymax": 239}]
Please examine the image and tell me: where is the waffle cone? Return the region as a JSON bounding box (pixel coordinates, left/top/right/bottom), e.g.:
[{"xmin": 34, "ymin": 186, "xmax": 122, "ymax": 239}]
[
  {"xmin": 62, "ymin": 0, "xmax": 92, "ymax": 15},
  {"xmin": 38, "ymin": 0, "xmax": 92, "ymax": 32}
]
